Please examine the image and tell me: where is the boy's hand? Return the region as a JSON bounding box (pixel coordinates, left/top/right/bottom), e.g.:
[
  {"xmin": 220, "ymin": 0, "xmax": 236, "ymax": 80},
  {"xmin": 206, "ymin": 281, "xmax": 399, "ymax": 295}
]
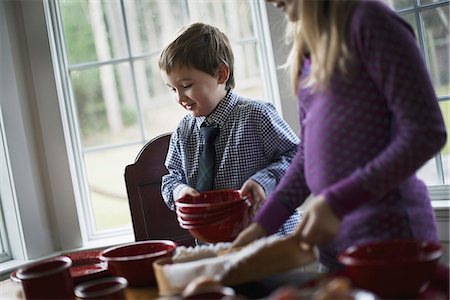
[
  {"xmin": 240, "ymin": 179, "xmax": 266, "ymax": 217},
  {"xmin": 297, "ymin": 194, "xmax": 340, "ymax": 246},
  {"xmin": 178, "ymin": 186, "xmax": 200, "ymax": 198}
]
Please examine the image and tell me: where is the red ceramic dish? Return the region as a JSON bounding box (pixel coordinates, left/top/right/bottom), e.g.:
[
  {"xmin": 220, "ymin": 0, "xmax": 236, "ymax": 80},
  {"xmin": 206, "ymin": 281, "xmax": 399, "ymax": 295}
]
[
  {"xmin": 74, "ymin": 276, "xmax": 128, "ymax": 299},
  {"xmin": 99, "ymin": 240, "xmax": 177, "ymax": 287},
  {"xmin": 179, "ymin": 206, "xmax": 251, "ymax": 243},
  {"xmin": 66, "ymin": 250, "xmax": 109, "ymax": 284},
  {"xmin": 338, "ymin": 239, "xmax": 443, "ymax": 299},
  {"xmin": 177, "ymin": 189, "xmax": 242, "ymax": 204},
  {"xmin": 10, "ymin": 250, "xmax": 109, "ymax": 285},
  {"xmin": 178, "ymin": 202, "xmax": 251, "ymax": 227},
  {"xmin": 177, "ymin": 201, "xmax": 250, "ymax": 222}
]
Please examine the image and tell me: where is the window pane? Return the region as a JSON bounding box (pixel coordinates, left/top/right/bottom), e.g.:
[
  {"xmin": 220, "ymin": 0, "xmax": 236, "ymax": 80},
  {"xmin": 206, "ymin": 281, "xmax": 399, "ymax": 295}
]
[
  {"xmin": 440, "ymin": 100, "xmax": 449, "ymax": 184},
  {"xmin": 400, "ymin": 13, "xmax": 418, "ymax": 38},
  {"xmin": 61, "ymin": 0, "xmax": 128, "ymax": 64},
  {"xmin": 382, "ymin": 0, "xmax": 414, "ymax": 10},
  {"xmin": 188, "ymin": 0, "xmax": 255, "ymax": 41},
  {"xmin": 70, "ymin": 63, "xmax": 140, "ymax": 147},
  {"xmin": 134, "ymin": 58, "xmax": 187, "ymax": 138},
  {"xmin": 421, "ymin": 0, "xmax": 448, "ymax": 5},
  {"xmin": 0, "ymin": 118, "xmax": 11, "ymax": 262},
  {"xmin": 125, "ymin": 0, "xmax": 187, "ymax": 56},
  {"xmin": 417, "ymin": 158, "xmax": 441, "ymax": 185},
  {"xmin": 84, "ymin": 145, "xmax": 141, "ymax": 231},
  {"xmin": 233, "ymin": 43, "xmax": 265, "ymax": 100},
  {"xmin": 421, "ymin": 5, "xmax": 450, "ymax": 97}
]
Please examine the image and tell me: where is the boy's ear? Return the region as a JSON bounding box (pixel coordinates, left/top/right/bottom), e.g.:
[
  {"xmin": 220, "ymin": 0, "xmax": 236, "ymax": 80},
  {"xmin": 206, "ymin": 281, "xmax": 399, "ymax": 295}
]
[{"xmin": 217, "ymin": 63, "xmax": 230, "ymax": 85}]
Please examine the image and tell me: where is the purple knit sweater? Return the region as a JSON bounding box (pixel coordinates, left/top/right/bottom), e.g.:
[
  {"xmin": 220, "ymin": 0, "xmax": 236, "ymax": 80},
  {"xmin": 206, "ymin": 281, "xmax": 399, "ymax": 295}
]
[{"xmin": 254, "ymin": 0, "xmax": 447, "ymax": 269}]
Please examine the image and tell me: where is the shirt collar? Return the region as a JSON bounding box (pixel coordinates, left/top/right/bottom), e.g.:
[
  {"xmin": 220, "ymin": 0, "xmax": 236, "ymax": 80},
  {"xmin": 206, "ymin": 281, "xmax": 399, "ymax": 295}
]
[{"xmin": 195, "ymin": 89, "xmax": 238, "ymax": 129}]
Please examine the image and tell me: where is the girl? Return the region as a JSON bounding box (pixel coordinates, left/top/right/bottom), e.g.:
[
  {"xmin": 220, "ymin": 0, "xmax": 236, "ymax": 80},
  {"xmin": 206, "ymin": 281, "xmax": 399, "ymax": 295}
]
[{"xmin": 232, "ymin": 0, "xmax": 447, "ymax": 271}]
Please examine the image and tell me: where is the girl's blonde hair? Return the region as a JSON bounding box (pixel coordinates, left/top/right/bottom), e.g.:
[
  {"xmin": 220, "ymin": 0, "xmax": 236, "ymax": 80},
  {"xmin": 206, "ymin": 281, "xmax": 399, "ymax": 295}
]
[{"xmin": 288, "ymin": 0, "xmax": 358, "ymax": 92}]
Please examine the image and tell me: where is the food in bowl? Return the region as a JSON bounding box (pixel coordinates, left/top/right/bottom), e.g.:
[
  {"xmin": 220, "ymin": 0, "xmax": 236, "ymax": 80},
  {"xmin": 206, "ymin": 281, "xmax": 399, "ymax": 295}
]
[
  {"xmin": 338, "ymin": 239, "xmax": 443, "ymax": 298},
  {"xmin": 99, "ymin": 240, "xmax": 176, "ymax": 287}
]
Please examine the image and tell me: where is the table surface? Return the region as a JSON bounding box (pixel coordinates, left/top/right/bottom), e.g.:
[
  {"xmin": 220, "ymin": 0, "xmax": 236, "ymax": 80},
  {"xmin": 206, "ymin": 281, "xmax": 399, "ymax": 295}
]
[
  {"xmin": 0, "ymin": 278, "xmax": 162, "ymax": 300},
  {"xmin": 0, "ymin": 268, "xmax": 322, "ymax": 300}
]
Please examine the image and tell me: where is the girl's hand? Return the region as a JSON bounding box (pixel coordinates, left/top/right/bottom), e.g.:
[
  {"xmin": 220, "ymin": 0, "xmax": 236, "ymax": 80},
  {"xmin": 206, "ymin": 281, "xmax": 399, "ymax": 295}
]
[
  {"xmin": 231, "ymin": 222, "xmax": 267, "ymax": 249},
  {"xmin": 297, "ymin": 194, "xmax": 340, "ymax": 246},
  {"xmin": 178, "ymin": 186, "xmax": 200, "ymax": 198},
  {"xmin": 240, "ymin": 179, "xmax": 266, "ymax": 217}
]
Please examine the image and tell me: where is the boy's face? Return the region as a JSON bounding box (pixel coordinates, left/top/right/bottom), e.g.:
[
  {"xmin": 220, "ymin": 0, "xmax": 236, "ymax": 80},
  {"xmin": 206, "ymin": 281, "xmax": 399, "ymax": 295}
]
[{"xmin": 161, "ymin": 65, "xmax": 228, "ymax": 117}]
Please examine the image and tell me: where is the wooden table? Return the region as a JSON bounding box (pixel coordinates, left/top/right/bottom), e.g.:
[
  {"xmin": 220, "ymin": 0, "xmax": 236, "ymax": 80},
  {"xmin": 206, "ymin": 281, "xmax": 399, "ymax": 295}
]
[
  {"xmin": 0, "ymin": 278, "xmax": 163, "ymax": 300},
  {"xmin": 0, "ymin": 268, "xmax": 322, "ymax": 300}
]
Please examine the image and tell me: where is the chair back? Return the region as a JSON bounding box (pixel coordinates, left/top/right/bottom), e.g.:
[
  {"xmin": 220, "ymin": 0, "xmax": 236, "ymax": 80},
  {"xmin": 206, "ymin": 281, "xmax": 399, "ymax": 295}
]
[{"xmin": 125, "ymin": 133, "xmax": 195, "ymax": 246}]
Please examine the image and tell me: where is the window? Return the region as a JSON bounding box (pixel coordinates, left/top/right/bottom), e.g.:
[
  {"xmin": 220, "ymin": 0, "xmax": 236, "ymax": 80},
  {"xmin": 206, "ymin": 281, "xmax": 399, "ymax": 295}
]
[
  {"xmin": 0, "ymin": 106, "xmax": 12, "ymax": 263},
  {"xmin": 383, "ymin": 0, "xmax": 449, "ymax": 189},
  {"xmin": 47, "ymin": 0, "xmax": 277, "ymax": 240}
]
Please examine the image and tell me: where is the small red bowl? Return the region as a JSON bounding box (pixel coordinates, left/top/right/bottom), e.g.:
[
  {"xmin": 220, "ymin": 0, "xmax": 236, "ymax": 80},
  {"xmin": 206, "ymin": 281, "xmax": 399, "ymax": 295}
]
[
  {"xmin": 177, "ymin": 189, "xmax": 242, "ymax": 204},
  {"xmin": 178, "ymin": 202, "xmax": 251, "ymax": 227},
  {"xmin": 177, "ymin": 200, "xmax": 250, "ymax": 221},
  {"xmin": 338, "ymin": 239, "xmax": 443, "ymax": 299},
  {"xmin": 179, "ymin": 207, "xmax": 251, "ymax": 243},
  {"xmin": 175, "ymin": 190, "xmax": 249, "ymax": 213},
  {"xmin": 99, "ymin": 240, "xmax": 176, "ymax": 287},
  {"xmin": 74, "ymin": 276, "xmax": 128, "ymax": 299}
]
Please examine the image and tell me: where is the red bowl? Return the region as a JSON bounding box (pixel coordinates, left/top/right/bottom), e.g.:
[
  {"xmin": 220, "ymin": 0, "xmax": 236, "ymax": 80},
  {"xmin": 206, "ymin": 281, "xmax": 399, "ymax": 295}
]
[
  {"xmin": 74, "ymin": 276, "xmax": 128, "ymax": 299},
  {"xmin": 176, "ymin": 200, "xmax": 250, "ymax": 221},
  {"xmin": 179, "ymin": 206, "xmax": 251, "ymax": 243},
  {"xmin": 99, "ymin": 240, "xmax": 176, "ymax": 287},
  {"xmin": 175, "ymin": 190, "xmax": 250, "ymax": 214},
  {"xmin": 177, "ymin": 202, "xmax": 251, "ymax": 226},
  {"xmin": 177, "ymin": 189, "xmax": 242, "ymax": 204},
  {"xmin": 338, "ymin": 239, "xmax": 443, "ymax": 299}
]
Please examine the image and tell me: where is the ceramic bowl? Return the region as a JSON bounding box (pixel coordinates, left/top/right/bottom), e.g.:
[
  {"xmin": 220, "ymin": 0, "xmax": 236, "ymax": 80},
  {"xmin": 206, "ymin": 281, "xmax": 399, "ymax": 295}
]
[
  {"xmin": 74, "ymin": 276, "xmax": 128, "ymax": 299},
  {"xmin": 338, "ymin": 239, "xmax": 443, "ymax": 299},
  {"xmin": 99, "ymin": 240, "xmax": 176, "ymax": 287},
  {"xmin": 175, "ymin": 189, "xmax": 248, "ymax": 214},
  {"xmin": 179, "ymin": 206, "xmax": 251, "ymax": 243}
]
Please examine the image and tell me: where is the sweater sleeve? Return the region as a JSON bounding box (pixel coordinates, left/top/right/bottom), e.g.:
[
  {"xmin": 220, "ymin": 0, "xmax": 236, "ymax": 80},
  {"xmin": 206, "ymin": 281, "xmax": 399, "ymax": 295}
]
[
  {"xmin": 254, "ymin": 106, "xmax": 311, "ymax": 234},
  {"xmin": 323, "ymin": 1, "xmax": 447, "ymax": 218}
]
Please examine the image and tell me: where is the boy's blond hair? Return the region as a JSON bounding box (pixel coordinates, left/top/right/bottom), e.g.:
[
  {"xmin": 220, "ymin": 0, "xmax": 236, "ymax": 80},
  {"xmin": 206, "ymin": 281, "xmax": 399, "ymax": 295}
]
[{"xmin": 159, "ymin": 22, "xmax": 235, "ymax": 90}]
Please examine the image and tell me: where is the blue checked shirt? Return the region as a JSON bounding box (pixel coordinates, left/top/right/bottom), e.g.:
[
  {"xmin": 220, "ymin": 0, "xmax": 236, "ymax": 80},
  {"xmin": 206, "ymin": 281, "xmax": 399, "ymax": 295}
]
[{"xmin": 162, "ymin": 90, "xmax": 301, "ymax": 235}]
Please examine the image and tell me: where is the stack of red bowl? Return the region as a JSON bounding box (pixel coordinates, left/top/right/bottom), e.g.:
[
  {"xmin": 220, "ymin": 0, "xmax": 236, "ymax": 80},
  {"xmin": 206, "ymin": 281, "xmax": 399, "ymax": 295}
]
[{"xmin": 175, "ymin": 189, "xmax": 252, "ymax": 243}]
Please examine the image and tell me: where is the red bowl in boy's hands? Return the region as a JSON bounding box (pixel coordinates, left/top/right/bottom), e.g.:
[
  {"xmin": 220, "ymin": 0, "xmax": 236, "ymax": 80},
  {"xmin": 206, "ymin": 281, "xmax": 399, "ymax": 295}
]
[
  {"xmin": 178, "ymin": 203, "xmax": 251, "ymax": 243},
  {"xmin": 175, "ymin": 189, "xmax": 249, "ymax": 213},
  {"xmin": 338, "ymin": 239, "xmax": 443, "ymax": 299}
]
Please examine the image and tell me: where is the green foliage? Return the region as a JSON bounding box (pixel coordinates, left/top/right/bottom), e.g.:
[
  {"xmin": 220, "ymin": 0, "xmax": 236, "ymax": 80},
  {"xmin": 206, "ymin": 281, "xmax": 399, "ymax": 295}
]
[
  {"xmin": 60, "ymin": 0, "xmax": 97, "ymax": 64},
  {"xmin": 71, "ymin": 69, "xmax": 108, "ymax": 136}
]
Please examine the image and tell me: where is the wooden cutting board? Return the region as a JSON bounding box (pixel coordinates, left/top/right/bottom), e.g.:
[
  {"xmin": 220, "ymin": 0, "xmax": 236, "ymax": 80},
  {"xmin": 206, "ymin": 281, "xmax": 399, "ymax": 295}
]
[{"xmin": 153, "ymin": 235, "xmax": 316, "ymax": 296}]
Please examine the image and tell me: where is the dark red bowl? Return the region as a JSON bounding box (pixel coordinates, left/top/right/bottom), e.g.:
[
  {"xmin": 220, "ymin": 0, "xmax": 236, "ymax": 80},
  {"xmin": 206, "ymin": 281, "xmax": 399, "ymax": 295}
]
[
  {"xmin": 175, "ymin": 189, "xmax": 248, "ymax": 212},
  {"xmin": 338, "ymin": 239, "xmax": 443, "ymax": 299},
  {"xmin": 179, "ymin": 206, "xmax": 251, "ymax": 243},
  {"xmin": 177, "ymin": 189, "xmax": 241, "ymax": 204},
  {"xmin": 176, "ymin": 200, "xmax": 250, "ymax": 221},
  {"xmin": 99, "ymin": 240, "xmax": 176, "ymax": 287},
  {"xmin": 74, "ymin": 276, "xmax": 128, "ymax": 299}
]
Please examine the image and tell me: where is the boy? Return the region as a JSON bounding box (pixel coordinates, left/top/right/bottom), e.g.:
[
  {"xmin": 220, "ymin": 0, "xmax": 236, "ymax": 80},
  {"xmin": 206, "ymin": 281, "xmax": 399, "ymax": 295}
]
[{"xmin": 159, "ymin": 22, "xmax": 300, "ymax": 236}]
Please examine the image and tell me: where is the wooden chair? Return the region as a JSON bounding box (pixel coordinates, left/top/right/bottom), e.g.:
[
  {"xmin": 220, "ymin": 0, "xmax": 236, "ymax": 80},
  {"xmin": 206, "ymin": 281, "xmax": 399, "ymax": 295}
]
[{"xmin": 124, "ymin": 133, "xmax": 195, "ymax": 246}]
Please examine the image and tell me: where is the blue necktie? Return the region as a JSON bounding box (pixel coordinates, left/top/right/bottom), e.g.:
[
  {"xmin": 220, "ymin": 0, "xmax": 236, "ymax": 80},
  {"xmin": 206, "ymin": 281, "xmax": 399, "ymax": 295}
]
[{"xmin": 196, "ymin": 123, "xmax": 220, "ymax": 192}]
